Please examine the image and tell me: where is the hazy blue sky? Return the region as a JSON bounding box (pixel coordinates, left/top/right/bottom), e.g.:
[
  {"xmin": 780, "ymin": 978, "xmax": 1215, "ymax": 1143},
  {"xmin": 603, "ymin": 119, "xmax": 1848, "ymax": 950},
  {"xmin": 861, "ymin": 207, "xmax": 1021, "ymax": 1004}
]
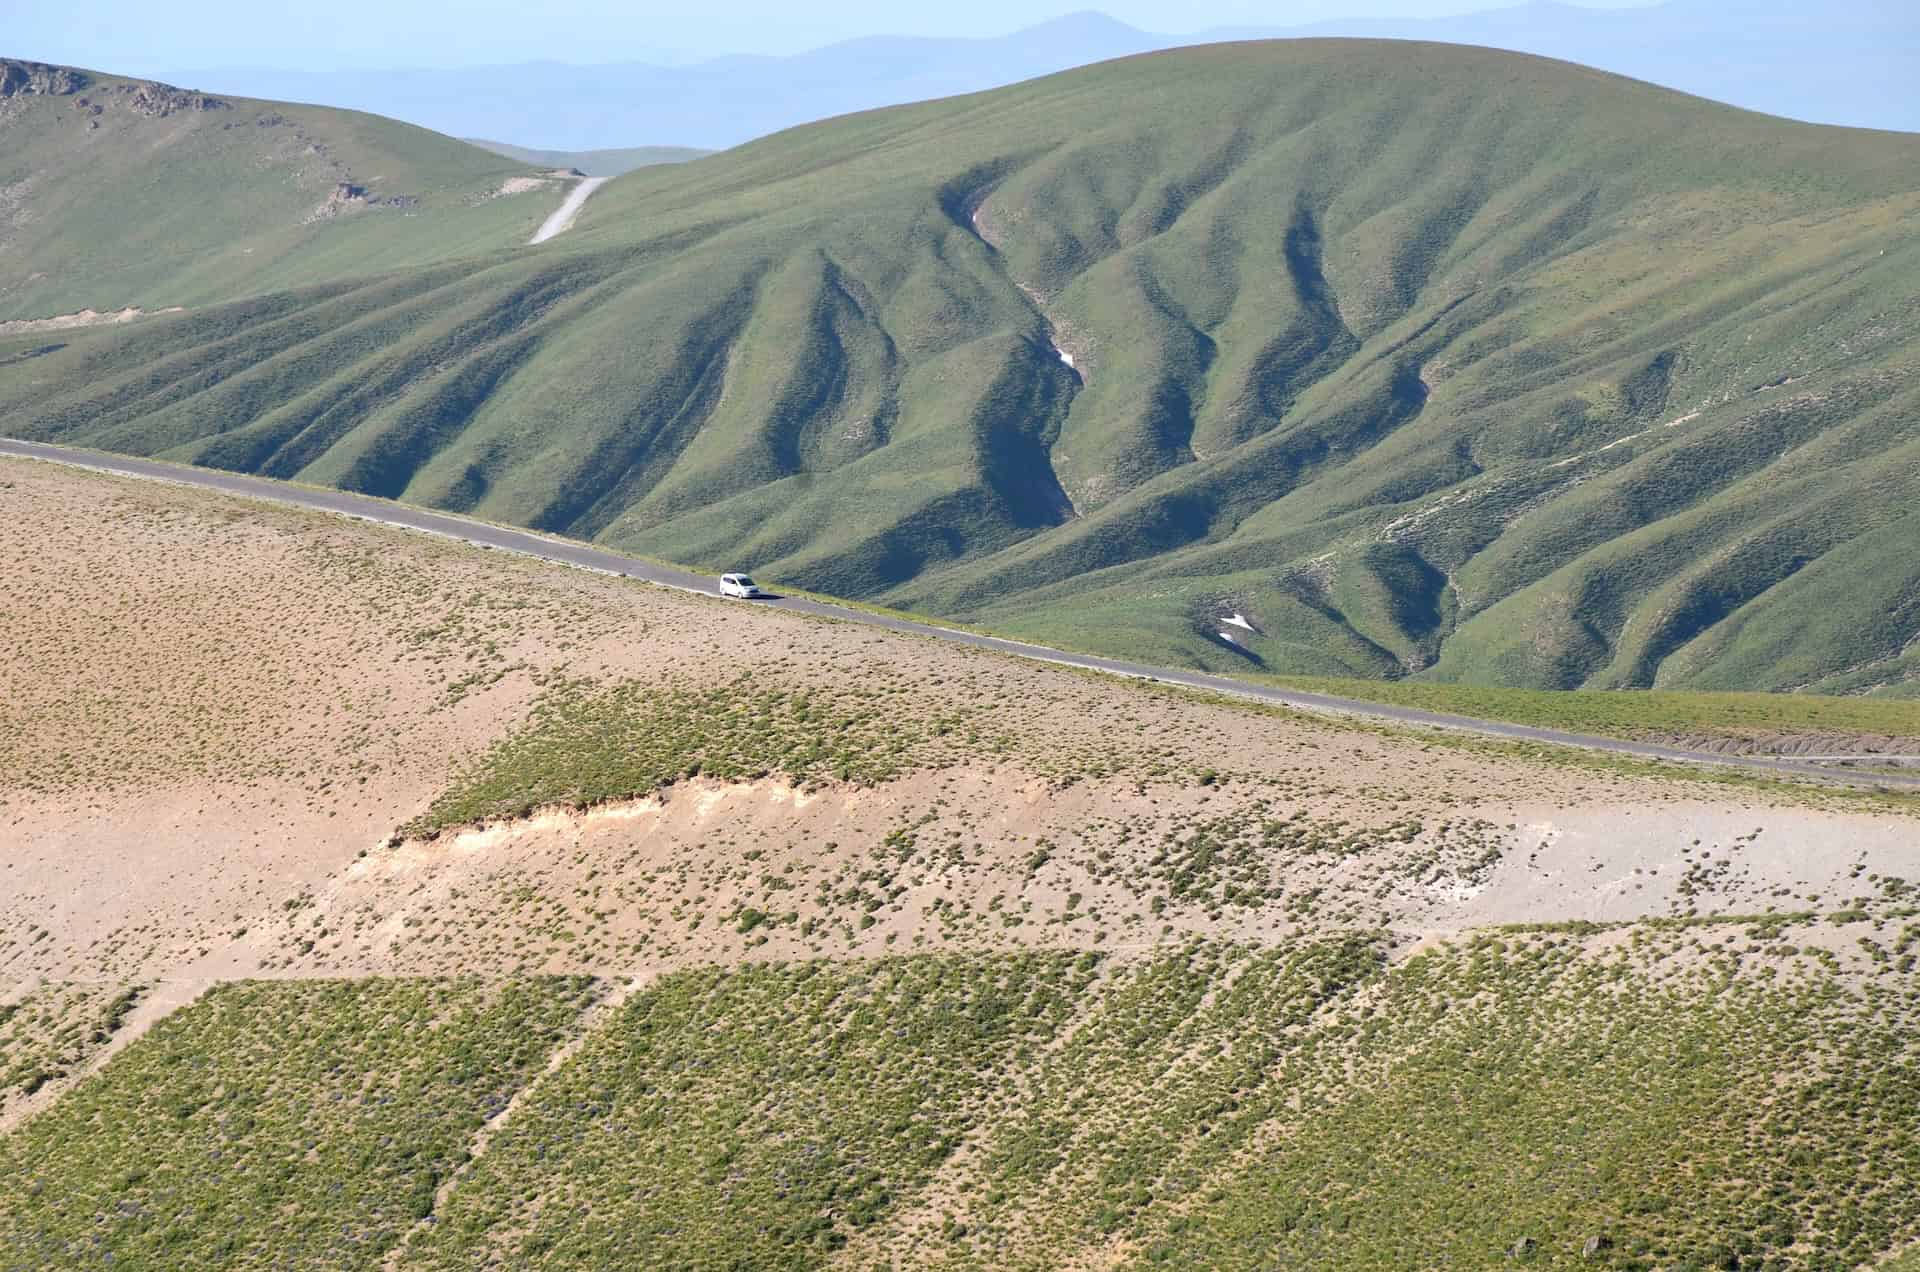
[{"xmin": 8, "ymin": 0, "xmax": 1661, "ymax": 70}]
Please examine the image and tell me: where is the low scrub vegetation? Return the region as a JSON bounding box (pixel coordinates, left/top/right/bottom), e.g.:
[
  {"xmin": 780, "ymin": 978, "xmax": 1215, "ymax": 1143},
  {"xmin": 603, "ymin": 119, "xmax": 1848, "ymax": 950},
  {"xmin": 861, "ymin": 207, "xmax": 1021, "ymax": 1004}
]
[
  {"xmin": 0, "ymin": 977, "xmax": 593, "ymax": 1269},
  {"xmin": 1254, "ymin": 675, "xmax": 1920, "ymax": 748},
  {"xmin": 0, "ymin": 983, "xmax": 142, "ymax": 1118},
  {"xmin": 408, "ymin": 927, "xmax": 1918, "ymax": 1270},
  {"xmin": 401, "ymin": 673, "xmax": 997, "ymax": 836},
  {"xmin": 0, "ymin": 925, "xmax": 1875, "ymax": 1269},
  {"xmin": 5, "ymin": 926, "xmax": 1915, "ymax": 1268}
]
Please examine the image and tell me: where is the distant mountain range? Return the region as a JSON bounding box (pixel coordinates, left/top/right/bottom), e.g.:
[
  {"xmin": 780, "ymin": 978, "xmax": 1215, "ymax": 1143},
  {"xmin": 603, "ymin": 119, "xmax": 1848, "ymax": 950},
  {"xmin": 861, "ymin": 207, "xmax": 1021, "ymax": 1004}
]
[
  {"xmin": 463, "ymin": 139, "xmax": 711, "ymax": 178},
  {"xmin": 158, "ymin": 1, "xmax": 1916, "ymax": 151}
]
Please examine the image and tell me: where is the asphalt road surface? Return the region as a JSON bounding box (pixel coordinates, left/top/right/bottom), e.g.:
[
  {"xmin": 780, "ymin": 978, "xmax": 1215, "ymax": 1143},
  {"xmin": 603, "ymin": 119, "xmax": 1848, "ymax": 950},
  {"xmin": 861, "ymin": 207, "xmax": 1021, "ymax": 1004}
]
[{"xmin": 5, "ymin": 436, "xmax": 1915, "ymax": 790}]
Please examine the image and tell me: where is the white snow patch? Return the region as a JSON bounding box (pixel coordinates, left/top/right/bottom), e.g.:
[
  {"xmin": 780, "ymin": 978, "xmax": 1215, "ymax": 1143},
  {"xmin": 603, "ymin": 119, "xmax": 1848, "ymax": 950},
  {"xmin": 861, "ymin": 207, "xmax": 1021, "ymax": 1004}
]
[
  {"xmin": 1044, "ymin": 336, "xmax": 1083, "ymax": 383},
  {"xmin": 1222, "ymin": 613, "xmax": 1254, "ymax": 631},
  {"xmin": 1549, "ymin": 406, "xmax": 1706, "ymax": 471},
  {"xmin": 1218, "ymin": 631, "xmax": 1238, "ymax": 643}
]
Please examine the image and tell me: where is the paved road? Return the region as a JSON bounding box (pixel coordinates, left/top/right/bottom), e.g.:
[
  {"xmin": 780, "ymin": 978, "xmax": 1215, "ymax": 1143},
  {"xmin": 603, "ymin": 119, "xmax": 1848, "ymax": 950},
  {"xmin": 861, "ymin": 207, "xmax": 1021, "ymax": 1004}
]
[{"xmin": 6, "ymin": 436, "xmax": 1916, "ymax": 790}]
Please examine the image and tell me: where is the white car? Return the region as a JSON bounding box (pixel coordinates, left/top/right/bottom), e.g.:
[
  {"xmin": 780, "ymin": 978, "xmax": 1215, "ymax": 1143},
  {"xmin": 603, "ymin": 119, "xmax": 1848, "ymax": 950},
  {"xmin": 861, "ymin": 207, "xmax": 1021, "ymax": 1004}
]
[{"xmin": 718, "ymin": 572, "xmax": 764, "ymax": 599}]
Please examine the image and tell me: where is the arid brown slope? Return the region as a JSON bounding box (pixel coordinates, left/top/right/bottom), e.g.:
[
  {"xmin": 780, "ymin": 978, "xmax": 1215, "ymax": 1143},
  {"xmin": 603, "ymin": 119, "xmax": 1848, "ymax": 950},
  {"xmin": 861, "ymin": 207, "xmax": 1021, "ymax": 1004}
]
[
  {"xmin": 3, "ymin": 456, "xmax": 1919, "ymax": 1268},
  {"xmin": 2, "ymin": 452, "xmax": 1913, "ymax": 998}
]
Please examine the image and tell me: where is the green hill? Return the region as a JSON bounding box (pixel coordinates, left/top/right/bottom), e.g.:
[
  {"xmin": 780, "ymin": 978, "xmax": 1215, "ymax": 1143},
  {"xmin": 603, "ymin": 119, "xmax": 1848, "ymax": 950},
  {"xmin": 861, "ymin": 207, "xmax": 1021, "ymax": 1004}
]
[
  {"xmin": 0, "ymin": 58, "xmax": 564, "ymax": 320},
  {"xmin": 462, "ymin": 138, "xmax": 712, "ymax": 176},
  {"xmin": 4, "ymin": 41, "xmax": 1918, "ymax": 692}
]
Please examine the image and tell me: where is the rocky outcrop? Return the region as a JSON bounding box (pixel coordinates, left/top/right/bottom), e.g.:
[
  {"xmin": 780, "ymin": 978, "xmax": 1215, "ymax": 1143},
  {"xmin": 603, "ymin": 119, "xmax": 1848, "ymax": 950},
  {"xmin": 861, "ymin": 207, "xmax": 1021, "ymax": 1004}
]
[
  {"xmin": 305, "ymin": 181, "xmax": 420, "ymax": 223},
  {"xmin": 307, "ymin": 182, "xmax": 371, "ymax": 221},
  {"xmin": 0, "ymin": 60, "xmax": 224, "ymax": 116},
  {"xmin": 117, "ymin": 80, "xmax": 226, "ymax": 117},
  {"xmin": 0, "ymin": 60, "xmax": 89, "ymax": 97}
]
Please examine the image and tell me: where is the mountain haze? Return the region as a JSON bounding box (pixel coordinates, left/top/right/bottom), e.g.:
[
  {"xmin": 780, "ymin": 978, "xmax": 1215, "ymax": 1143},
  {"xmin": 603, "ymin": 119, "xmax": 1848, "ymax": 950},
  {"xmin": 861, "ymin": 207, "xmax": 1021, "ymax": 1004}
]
[
  {"xmin": 1215, "ymin": 0, "xmax": 1918, "ymax": 133},
  {"xmin": 462, "ymin": 138, "xmax": 711, "ymax": 177},
  {"xmin": 159, "ymin": 14, "xmax": 1164, "ymax": 152},
  {"xmin": 9, "ymin": 32, "xmax": 1920, "ymax": 1271},
  {"xmin": 4, "ymin": 41, "xmax": 1918, "ymax": 692},
  {"xmin": 157, "ymin": 1, "xmax": 1919, "ymax": 152}
]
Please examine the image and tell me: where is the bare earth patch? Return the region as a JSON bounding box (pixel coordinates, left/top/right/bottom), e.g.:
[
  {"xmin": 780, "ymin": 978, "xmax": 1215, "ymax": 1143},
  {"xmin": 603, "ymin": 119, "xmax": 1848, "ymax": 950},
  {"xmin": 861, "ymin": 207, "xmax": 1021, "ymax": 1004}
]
[
  {"xmin": 3, "ymin": 453, "xmax": 1914, "ymax": 995},
  {"xmin": 0, "ymin": 305, "xmax": 181, "ymax": 335},
  {"xmin": 474, "ymin": 174, "xmax": 555, "ymax": 204}
]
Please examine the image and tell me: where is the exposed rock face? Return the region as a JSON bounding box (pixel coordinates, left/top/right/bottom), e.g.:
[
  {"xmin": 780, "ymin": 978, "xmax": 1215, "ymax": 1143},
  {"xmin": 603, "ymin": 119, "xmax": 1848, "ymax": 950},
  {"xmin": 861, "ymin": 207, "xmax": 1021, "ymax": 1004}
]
[
  {"xmin": 307, "ymin": 182, "xmax": 370, "ymax": 221},
  {"xmin": 118, "ymin": 81, "xmax": 226, "ymax": 117},
  {"xmin": 0, "ymin": 306, "xmax": 185, "ymax": 336},
  {"xmin": 305, "ymin": 181, "xmax": 419, "ymax": 223},
  {"xmin": 0, "ymin": 60, "xmax": 224, "ymax": 116},
  {"xmin": 0, "ymin": 60, "xmax": 89, "ymax": 98}
]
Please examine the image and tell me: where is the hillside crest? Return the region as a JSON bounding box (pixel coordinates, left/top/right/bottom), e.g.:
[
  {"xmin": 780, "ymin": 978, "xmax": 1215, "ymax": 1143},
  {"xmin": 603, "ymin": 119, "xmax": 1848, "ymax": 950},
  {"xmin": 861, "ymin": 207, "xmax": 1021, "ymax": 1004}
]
[{"xmin": 4, "ymin": 40, "xmax": 1918, "ymax": 694}]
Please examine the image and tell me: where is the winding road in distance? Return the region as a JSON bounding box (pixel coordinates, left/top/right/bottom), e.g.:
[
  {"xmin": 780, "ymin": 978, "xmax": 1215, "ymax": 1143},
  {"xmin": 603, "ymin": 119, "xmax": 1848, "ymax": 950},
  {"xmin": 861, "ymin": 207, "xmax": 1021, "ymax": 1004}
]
[
  {"xmin": 529, "ymin": 175, "xmax": 609, "ymax": 244},
  {"xmin": 6, "ymin": 436, "xmax": 1916, "ymax": 791}
]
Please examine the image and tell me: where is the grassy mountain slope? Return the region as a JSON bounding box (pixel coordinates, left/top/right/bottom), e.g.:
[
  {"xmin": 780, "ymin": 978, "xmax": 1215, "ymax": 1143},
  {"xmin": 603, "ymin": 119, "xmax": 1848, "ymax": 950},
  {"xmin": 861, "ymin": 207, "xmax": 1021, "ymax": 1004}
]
[
  {"xmin": 0, "ymin": 978, "xmax": 596, "ymax": 1268},
  {"xmin": 5, "ymin": 931, "xmax": 1918, "ymax": 1270},
  {"xmin": 462, "ymin": 137, "xmax": 712, "ymax": 176},
  {"xmin": 4, "ymin": 41, "xmax": 1918, "ymax": 691},
  {"xmin": 406, "ymin": 930, "xmax": 1920, "ymax": 1270},
  {"xmin": 0, "ymin": 59, "xmax": 563, "ymax": 320}
]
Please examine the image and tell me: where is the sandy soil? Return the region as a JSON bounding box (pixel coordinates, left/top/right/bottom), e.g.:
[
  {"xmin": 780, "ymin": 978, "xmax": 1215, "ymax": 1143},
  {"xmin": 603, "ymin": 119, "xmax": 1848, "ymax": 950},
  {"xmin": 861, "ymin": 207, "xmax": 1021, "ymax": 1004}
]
[
  {"xmin": 2, "ymin": 453, "xmax": 1915, "ymax": 1034},
  {"xmin": 0, "ymin": 305, "xmax": 182, "ymax": 335},
  {"xmin": 489, "ymin": 175, "xmax": 553, "ymax": 199}
]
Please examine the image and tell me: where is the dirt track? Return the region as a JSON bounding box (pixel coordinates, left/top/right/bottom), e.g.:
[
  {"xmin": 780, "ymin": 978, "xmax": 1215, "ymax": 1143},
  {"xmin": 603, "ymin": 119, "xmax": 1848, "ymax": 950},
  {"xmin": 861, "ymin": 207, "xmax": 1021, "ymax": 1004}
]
[{"xmin": 528, "ymin": 174, "xmax": 606, "ymax": 243}]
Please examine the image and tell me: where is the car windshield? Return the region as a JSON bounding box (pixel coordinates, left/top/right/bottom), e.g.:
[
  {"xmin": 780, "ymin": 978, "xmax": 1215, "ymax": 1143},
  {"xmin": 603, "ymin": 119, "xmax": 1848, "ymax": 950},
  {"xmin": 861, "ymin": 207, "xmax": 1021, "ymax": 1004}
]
[{"xmin": 736, "ymin": 577, "xmax": 756, "ymax": 587}]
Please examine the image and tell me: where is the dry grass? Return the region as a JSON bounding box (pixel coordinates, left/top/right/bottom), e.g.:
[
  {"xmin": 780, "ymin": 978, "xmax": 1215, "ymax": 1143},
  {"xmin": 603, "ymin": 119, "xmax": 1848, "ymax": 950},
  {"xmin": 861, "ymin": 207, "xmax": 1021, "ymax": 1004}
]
[
  {"xmin": 4, "ymin": 458, "xmax": 1920, "ymax": 1269},
  {"xmin": 4, "ymin": 455, "xmax": 1916, "ymax": 992}
]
